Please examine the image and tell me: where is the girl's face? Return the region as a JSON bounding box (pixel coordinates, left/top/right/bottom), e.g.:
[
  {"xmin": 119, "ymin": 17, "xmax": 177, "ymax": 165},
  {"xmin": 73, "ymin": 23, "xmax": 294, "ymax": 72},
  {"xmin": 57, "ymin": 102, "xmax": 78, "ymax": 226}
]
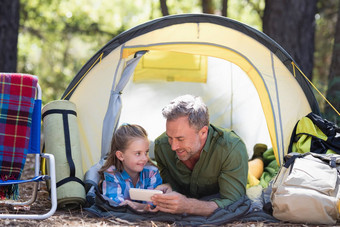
[{"xmin": 116, "ymin": 137, "xmax": 150, "ymax": 177}]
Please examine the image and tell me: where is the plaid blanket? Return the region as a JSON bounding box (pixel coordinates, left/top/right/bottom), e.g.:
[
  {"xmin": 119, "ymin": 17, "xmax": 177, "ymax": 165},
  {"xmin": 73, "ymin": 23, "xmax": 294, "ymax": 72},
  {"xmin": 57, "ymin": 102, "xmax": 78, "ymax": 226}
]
[{"xmin": 0, "ymin": 73, "xmax": 37, "ymax": 199}]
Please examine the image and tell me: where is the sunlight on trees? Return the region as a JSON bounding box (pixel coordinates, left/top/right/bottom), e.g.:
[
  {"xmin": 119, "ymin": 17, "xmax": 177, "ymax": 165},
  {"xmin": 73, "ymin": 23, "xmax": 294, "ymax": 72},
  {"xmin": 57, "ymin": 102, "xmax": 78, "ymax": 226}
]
[
  {"xmin": 313, "ymin": 1, "xmax": 338, "ymax": 113},
  {"xmin": 17, "ymin": 0, "xmax": 268, "ymax": 104},
  {"xmin": 17, "ymin": 0, "xmax": 336, "ymax": 120},
  {"xmin": 227, "ymin": 0, "xmax": 264, "ymax": 31}
]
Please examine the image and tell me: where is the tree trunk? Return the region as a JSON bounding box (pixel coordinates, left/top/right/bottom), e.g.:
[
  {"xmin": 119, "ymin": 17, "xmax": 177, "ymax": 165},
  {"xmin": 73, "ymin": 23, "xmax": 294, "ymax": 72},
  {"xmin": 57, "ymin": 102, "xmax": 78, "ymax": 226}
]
[
  {"xmin": 263, "ymin": 0, "xmax": 317, "ymax": 80},
  {"xmin": 222, "ymin": 0, "xmax": 228, "ymax": 17},
  {"xmin": 325, "ymin": 5, "xmax": 340, "ymax": 124},
  {"xmin": 202, "ymin": 0, "xmax": 214, "ymax": 14},
  {"xmin": 159, "ymin": 0, "xmax": 169, "ymax": 16},
  {"xmin": 0, "ymin": 0, "xmax": 20, "ymax": 72}
]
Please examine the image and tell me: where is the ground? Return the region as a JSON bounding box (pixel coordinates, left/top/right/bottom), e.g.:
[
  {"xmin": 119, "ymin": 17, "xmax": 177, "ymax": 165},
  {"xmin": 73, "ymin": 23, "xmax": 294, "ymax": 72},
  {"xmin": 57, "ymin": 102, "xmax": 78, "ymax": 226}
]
[{"xmin": 0, "ymin": 154, "xmax": 337, "ymax": 227}]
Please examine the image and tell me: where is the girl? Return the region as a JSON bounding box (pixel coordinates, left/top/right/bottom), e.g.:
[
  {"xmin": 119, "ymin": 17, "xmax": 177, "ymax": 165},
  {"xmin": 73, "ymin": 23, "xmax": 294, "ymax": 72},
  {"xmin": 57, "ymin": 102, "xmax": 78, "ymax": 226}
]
[{"xmin": 98, "ymin": 124, "xmax": 162, "ymax": 211}]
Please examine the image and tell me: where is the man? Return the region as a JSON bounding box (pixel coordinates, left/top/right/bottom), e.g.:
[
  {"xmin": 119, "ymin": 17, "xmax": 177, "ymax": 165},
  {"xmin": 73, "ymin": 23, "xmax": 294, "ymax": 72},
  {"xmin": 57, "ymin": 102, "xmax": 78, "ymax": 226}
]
[{"xmin": 151, "ymin": 94, "xmax": 249, "ymax": 216}]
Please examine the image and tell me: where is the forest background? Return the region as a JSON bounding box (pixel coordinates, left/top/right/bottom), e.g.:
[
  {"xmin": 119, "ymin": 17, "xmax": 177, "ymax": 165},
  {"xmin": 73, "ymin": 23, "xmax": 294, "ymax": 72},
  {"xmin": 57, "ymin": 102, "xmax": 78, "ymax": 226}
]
[{"xmin": 0, "ymin": 0, "xmax": 339, "ymax": 124}]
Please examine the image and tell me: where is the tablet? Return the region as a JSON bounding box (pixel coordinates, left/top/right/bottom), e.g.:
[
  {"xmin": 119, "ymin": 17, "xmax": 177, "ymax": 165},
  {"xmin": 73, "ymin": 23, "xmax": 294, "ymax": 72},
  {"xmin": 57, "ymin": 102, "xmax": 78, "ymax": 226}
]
[{"xmin": 129, "ymin": 188, "xmax": 163, "ymax": 202}]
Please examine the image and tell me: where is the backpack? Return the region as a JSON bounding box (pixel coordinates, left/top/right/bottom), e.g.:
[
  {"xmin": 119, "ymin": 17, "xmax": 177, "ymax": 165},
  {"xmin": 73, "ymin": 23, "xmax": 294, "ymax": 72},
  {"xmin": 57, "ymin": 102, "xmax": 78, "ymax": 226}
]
[
  {"xmin": 271, "ymin": 152, "xmax": 340, "ymax": 225},
  {"xmin": 288, "ymin": 112, "xmax": 340, "ymax": 155}
]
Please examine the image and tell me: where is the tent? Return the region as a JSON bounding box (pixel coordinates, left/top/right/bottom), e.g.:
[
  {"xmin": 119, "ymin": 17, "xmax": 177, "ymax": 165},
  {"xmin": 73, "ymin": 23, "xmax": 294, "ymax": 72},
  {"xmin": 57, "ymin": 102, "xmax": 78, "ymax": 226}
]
[{"xmin": 61, "ymin": 14, "xmax": 320, "ymax": 173}]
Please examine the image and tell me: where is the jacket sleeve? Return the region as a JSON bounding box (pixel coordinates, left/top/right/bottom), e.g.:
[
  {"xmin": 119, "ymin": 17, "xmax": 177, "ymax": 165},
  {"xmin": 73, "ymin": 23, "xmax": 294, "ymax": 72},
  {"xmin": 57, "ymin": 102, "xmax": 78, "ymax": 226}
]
[
  {"xmin": 102, "ymin": 172, "xmax": 125, "ymax": 206},
  {"xmin": 212, "ymin": 138, "xmax": 249, "ymax": 208},
  {"xmin": 145, "ymin": 167, "xmax": 163, "ymax": 189}
]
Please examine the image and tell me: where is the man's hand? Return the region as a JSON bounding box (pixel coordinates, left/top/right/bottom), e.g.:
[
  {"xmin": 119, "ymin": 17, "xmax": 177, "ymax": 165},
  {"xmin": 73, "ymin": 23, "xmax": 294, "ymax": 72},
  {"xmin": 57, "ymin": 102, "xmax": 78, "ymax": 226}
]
[
  {"xmin": 151, "ymin": 191, "xmax": 218, "ymax": 216},
  {"xmin": 155, "ymin": 183, "xmax": 172, "ymax": 194},
  {"xmin": 151, "ymin": 191, "xmax": 189, "ymax": 214}
]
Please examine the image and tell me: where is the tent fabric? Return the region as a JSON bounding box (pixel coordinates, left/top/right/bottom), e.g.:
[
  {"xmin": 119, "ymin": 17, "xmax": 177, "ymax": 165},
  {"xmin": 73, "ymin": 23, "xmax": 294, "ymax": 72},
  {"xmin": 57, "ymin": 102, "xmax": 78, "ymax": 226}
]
[
  {"xmin": 100, "ymin": 52, "xmax": 146, "ymax": 158},
  {"xmin": 60, "ymin": 14, "xmax": 320, "ymax": 173},
  {"xmin": 133, "ymin": 51, "xmax": 208, "ymax": 83}
]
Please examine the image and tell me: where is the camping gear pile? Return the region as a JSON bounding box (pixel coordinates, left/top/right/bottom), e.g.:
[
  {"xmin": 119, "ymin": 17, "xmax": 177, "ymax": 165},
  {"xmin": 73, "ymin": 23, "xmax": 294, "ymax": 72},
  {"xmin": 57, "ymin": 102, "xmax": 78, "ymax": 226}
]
[
  {"xmin": 288, "ymin": 112, "xmax": 340, "ymax": 155},
  {"xmin": 40, "ymin": 14, "xmax": 340, "ymax": 224},
  {"xmin": 270, "ymin": 112, "xmax": 340, "ymax": 224},
  {"xmin": 247, "ymin": 146, "xmax": 280, "ymax": 189}
]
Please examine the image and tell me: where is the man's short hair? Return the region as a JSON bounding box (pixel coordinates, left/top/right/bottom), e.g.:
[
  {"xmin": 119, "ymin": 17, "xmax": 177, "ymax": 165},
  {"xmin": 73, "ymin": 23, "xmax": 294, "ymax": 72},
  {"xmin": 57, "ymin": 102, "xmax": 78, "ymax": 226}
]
[{"xmin": 162, "ymin": 94, "xmax": 209, "ymax": 131}]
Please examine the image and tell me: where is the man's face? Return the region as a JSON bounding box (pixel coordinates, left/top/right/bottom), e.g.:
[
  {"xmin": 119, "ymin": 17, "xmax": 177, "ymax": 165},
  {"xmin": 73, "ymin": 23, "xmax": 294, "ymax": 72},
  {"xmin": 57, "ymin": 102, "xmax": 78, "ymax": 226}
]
[{"xmin": 166, "ymin": 116, "xmax": 207, "ymax": 161}]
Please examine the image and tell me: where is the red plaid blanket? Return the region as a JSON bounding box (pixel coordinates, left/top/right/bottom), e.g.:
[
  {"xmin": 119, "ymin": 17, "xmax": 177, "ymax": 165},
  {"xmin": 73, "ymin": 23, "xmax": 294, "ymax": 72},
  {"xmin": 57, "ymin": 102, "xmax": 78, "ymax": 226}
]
[{"xmin": 0, "ymin": 73, "xmax": 38, "ymax": 199}]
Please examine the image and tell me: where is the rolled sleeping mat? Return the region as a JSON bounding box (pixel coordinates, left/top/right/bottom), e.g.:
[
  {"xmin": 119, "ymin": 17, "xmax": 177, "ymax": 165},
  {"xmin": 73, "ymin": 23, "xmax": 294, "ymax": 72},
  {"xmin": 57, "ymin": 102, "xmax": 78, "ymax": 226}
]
[{"xmin": 42, "ymin": 100, "xmax": 86, "ymax": 209}]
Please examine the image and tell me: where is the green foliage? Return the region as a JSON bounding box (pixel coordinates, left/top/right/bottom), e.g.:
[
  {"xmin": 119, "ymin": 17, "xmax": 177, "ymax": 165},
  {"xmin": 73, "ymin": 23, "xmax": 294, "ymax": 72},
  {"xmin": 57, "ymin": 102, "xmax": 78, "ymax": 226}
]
[
  {"xmin": 17, "ymin": 0, "xmax": 268, "ymax": 104},
  {"xmin": 313, "ymin": 1, "xmax": 338, "ymax": 115},
  {"xmin": 17, "ymin": 0, "xmax": 333, "ymax": 114},
  {"xmin": 323, "ymin": 76, "xmax": 340, "ymax": 124},
  {"xmin": 18, "ymin": 0, "xmax": 161, "ymax": 104},
  {"xmin": 227, "ymin": 0, "xmax": 264, "ymax": 30},
  {"xmin": 166, "ymin": 0, "xmax": 201, "ymax": 14}
]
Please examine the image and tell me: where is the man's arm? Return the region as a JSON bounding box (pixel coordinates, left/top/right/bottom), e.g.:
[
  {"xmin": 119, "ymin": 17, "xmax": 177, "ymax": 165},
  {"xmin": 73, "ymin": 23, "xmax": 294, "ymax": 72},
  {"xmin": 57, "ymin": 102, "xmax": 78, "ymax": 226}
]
[
  {"xmin": 151, "ymin": 192, "xmax": 218, "ymax": 216},
  {"xmin": 213, "ymin": 138, "xmax": 249, "ymax": 207}
]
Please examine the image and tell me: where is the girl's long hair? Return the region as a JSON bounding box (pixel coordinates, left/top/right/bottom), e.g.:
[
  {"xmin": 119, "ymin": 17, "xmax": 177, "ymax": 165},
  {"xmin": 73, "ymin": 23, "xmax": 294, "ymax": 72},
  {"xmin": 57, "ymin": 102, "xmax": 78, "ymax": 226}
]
[{"xmin": 98, "ymin": 124, "xmax": 148, "ymax": 180}]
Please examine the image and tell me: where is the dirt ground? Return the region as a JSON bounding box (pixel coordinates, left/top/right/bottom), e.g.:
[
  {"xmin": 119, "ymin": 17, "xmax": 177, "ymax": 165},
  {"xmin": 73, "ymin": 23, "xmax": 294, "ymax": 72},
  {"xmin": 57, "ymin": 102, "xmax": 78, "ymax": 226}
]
[{"xmin": 0, "ymin": 154, "xmax": 337, "ymax": 227}]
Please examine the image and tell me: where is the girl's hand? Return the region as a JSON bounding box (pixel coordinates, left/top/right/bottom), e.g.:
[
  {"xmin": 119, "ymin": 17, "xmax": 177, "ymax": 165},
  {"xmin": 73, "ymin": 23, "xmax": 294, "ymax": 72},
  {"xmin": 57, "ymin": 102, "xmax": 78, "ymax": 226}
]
[{"xmin": 119, "ymin": 200, "xmax": 155, "ymax": 212}]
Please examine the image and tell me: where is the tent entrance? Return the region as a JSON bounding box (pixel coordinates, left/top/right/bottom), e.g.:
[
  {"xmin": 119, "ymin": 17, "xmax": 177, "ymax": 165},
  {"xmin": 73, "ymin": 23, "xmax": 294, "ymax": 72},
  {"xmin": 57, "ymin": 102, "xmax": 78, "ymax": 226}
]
[
  {"xmin": 122, "ymin": 45, "xmax": 278, "ymax": 156},
  {"xmin": 118, "ymin": 50, "xmax": 272, "ymax": 159}
]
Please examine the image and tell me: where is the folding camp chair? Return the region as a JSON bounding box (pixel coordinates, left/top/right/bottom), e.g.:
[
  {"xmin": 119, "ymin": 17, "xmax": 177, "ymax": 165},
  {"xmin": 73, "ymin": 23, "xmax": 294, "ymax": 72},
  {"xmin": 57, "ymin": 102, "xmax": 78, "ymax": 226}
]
[{"xmin": 0, "ymin": 73, "xmax": 57, "ymax": 219}]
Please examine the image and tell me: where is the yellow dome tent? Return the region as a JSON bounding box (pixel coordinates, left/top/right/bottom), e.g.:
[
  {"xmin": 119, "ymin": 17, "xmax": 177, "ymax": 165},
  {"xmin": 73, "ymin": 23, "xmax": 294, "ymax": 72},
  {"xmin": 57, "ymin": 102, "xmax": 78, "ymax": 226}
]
[{"xmin": 61, "ymin": 14, "xmax": 320, "ymax": 174}]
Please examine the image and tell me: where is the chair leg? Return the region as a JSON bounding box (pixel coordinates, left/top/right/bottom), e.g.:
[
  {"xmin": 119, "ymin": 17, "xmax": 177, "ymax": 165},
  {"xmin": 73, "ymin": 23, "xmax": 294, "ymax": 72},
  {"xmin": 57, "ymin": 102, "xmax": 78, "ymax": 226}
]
[{"xmin": 0, "ymin": 153, "xmax": 57, "ymax": 220}]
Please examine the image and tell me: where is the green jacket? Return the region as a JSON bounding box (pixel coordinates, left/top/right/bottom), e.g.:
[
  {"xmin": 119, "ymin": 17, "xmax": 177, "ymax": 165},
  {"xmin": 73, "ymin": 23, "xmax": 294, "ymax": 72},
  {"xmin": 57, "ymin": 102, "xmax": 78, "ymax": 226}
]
[{"xmin": 154, "ymin": 124, "xmax": 248, "ymax": 208}]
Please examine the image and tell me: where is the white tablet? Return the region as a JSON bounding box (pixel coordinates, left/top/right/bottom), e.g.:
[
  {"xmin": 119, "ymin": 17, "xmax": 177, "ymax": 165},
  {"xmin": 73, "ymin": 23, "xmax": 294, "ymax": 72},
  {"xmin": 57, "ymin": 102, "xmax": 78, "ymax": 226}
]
[{"xmin": 129, "ymin": 188, "xmax": 163, "ymax": 202}]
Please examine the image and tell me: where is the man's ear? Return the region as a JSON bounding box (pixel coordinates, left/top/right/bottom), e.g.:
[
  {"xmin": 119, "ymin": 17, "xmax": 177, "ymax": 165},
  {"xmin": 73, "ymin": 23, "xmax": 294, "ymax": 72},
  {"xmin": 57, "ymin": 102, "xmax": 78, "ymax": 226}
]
[
  {"xmin": 199, "ymin": 126, "xmax": 208, "ymax": 137},
  {"xmin": 116, "ymin": 150, "xmax": 124, "ymax": 161}
]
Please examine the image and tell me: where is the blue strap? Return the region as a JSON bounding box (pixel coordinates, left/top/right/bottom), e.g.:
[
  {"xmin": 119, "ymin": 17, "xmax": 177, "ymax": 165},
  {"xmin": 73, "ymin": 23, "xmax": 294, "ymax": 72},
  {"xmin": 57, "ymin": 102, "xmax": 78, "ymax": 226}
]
[{"xmin": 0, "ymin": 176, "xmax": 48, "ymax": 186}]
